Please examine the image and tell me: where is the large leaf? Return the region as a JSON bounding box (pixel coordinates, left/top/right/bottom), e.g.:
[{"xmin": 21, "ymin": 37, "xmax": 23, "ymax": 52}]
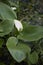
[
  {"xmin": 10, "ymin": 49, "xmax": 26, "ymax": 62},
  {"xmin": 0, "ymin": 2, "xmax": 17, "ymax": 20},
  {"xmin": 0, "ymin": 20, "xmax": 14, "ymax": 37},
  {"xmin": 28, "ymin": 51, "xmax": 38, "ymax": 64},
  {"xmin": 6, "ymin": 37, "xmax": 31, "ymax": 62},
  {"xmin": 17, "ymin": 22, "xmax": 43, "ymax": 41}
]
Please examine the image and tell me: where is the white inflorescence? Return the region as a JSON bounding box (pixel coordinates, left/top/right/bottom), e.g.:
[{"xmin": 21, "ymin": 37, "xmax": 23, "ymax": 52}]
[
  {"xmin": 14, "ymin": 20, "xmax": 23, "ymax": 31},
  {"xmin": 11, "ymin": 7, "xmax": 16, "ymax": 10}
]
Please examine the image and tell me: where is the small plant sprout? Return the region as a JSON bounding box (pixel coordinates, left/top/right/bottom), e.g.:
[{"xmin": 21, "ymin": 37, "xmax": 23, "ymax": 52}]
[{"xmin": 14, "ymin": 20, "xmax": 23, "ymax": 31}]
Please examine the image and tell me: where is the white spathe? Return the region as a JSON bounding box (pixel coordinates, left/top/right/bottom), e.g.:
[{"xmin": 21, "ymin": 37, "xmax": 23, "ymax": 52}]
[
  {"xmin": 11, "ymin": 7, "xmax": 16, "ymax": 10},
  {"xmin": 14, "ymin": 20, "xmax": 23, "ymax": 31}
]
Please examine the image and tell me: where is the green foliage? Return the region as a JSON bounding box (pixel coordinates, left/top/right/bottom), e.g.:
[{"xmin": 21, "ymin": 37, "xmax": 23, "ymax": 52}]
[
  {"xmin": 0, "ymin": 2, "xmax": 17, "ymax": 20},
  {"xmin": 6, "ymin": 37, "xmax": 31, "ymax": 62},
  {"xmin": 18, "ymin": 22, "xmax": 43, "ymax": 41},
  {"xmin": 28, "ymin": 51, "xmax": 38, "ymax": 64},
  {"xmin": 0, "ymin": 20, "xmax": 14, "ymax": 36},
  {"xmin": 0, "ymin": 0, "xmax": 43, "ymax": 65}
]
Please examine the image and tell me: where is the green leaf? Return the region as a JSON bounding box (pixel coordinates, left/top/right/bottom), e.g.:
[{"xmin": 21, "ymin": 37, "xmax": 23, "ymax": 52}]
[
  {"xmin": 0, "ymin": 20, "xmax": 14, "ymax": 37},
  {"xmin": 17, "ymin": 22, "xmax": 43, "ymax": 41},
  {"xmin": 6, "ymin": 37, "xmax": 18, "ymax": 47},
  {"xmin": 6, "ymin": 37, "xmax": 31, "ymax": 62},
  {"xmin": 16, "ymin": 42, "xmax": 31, "ymax": 53},
  {"xmin": 6, "ymin": 37, "xmax": 26, "ymax": 62},
  {"xmin": 10, "ymin": 49, "xmax": 26, "ymax": 62},
  {"xmin": 0, "ymin": 2, "xmax": 17, "ymax": 20},
  {"xmin": 28, "ymin": 51, "xmax": 38, "ymax": 64}
]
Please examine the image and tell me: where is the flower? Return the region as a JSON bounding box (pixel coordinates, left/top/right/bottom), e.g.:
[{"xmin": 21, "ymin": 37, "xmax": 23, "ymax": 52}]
[
  {"xmin": 14, "ymin": 20, "xmax": 23, "ymax": 31},
  {"xmin": 11, "ymin": 7, "xmax": 16, "ymax": 10}
]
